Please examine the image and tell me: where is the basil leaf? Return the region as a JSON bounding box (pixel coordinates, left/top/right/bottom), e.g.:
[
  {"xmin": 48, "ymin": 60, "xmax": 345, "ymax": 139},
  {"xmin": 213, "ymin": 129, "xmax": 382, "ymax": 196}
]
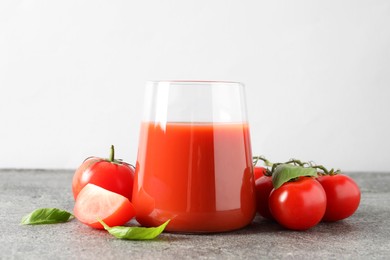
[
  {"xmin": 21, "ymin": 208, "xmax": 73, "ymax": 225},
  {"xmin": 98, "ymin": 219, "xmax": 170, "ymax": 240},
  {"xmin": 272, "ymin": 164, "xmax": 318, "ymax": 189}
]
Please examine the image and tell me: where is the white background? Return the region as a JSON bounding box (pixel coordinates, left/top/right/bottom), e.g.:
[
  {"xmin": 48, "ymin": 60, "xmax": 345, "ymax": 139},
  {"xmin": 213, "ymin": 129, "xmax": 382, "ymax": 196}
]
[{"xmin": 1, "ymin": 1, "xmax": 389, "ymax": 171}]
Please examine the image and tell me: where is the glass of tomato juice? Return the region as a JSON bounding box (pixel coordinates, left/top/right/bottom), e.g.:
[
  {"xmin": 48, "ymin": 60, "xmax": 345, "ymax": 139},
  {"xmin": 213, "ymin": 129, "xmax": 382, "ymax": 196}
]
[{"xmin": 132, "ymin": 81, "xmax": 256, "ymax": 233}]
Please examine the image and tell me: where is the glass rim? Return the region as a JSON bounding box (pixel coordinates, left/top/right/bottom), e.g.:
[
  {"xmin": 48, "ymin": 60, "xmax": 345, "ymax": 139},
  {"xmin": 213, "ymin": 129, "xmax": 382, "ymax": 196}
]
[{"xmin": 147, "ymin": 80, "xmax": 244, "ymax": 85}]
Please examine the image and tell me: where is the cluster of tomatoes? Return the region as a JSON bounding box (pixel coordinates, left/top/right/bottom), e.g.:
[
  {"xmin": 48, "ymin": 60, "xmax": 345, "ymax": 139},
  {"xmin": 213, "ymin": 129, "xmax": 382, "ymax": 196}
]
[
  {"xmin": 72, "ymin": 145, "xmax": 136, "ymax": 229},
  {"xmin": 71, "ymin": 146, "xmax": 361, "ymax": 232},
  {"xmin": 253, "ymin": 157, "xmax": 361, "ymax": 230}
]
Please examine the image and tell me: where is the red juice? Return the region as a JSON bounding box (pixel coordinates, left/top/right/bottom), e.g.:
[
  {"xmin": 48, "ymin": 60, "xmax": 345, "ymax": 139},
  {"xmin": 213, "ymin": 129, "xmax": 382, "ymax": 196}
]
[{"xmin": 132, "ymin": 122, "xmax": 256, "ymax": 232}]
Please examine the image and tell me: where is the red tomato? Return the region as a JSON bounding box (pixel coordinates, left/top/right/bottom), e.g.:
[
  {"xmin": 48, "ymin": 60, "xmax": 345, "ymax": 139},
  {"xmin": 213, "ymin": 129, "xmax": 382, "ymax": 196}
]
[
  {"xmin": 269, "ymin": 177, "xmax": 326, "ymax": 230},
  {"xmin": 254, "ymin": 176, "xmax": 274, "ymax": 220},
  {"xmin": 74, "ymin": 184, "xmax": 136, "ymax": 229},
  {"xmin": 254, "ymin": 166, "xmax": 267, "ymax": 180},
  {"xmin": 72, "ymin": 146, "xmax": 135, "ymax": 201},
  {"xmin": 317, "ymin": 174, "xmax": 360, "ymax": 222}
]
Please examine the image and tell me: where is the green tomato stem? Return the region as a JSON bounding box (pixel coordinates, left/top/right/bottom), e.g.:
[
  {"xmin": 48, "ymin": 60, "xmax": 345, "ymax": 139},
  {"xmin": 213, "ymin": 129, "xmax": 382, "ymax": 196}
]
[
  {"xmin": 311, "ymin": 165, "xmax": 329, "ymax": 174},
  {"xmin": 109, "ymin": 145, "xmax": 115, "ymax": 162},
  {"xmin": 252, "ymin": 156, "xmax": 273, "ymax": 166},
  {"xmin": 284, "ymin": 159, "xmax": 305, "ymax": 167}
]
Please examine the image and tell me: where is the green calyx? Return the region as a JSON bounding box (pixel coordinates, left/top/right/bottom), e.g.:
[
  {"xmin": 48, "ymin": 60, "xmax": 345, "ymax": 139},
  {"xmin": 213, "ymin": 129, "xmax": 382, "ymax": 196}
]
[
  {"xmin": 107, "ymin": 145, "xmax": 123, "ymax": 165},
  {"xmin": 105, "ymin": 145, "xmax": 135, "ymax": 169},
  {"xmin": 311, "ymin": 164, "xmax": 341, "ymax": 176}
]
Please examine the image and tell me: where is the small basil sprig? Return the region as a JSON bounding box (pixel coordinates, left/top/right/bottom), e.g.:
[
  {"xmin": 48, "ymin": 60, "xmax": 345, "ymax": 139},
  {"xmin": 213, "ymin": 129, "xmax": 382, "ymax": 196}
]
[
  {"xmin": 98, "ymin": 219, "xmax": 170, "ymax": 240},
  {"xmin": 21, "ymin": 208, "xmax": 74, "ymax": 225},
  {"xmin": 272, "ymin": 164, "xmax": 318, "ymax": 189}
]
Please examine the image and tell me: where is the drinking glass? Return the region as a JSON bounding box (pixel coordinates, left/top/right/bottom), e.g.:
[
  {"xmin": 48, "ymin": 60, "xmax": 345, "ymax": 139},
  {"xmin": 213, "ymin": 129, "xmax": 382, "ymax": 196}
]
[{"xmin": 132, "ymin": 81, "xmax": 256, "ymax": 233}]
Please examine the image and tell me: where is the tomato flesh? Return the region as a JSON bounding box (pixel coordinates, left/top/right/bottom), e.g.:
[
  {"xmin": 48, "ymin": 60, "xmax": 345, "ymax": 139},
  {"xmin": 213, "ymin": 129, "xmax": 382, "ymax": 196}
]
[
  {"xmin": 269, "ymin": 177, "xmax": 326, "ymax": 230},
  {"xmin": 317, "ymin": 174, "xmax": 360, "ymax": 222},
  {"xmin": 74, "ymin": 184, "xmax": 136, "ymax": 229}
]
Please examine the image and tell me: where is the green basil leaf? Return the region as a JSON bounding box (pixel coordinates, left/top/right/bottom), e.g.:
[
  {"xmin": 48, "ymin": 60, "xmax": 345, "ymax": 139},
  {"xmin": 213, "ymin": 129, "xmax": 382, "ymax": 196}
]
[
  {"xmin": 21, "ymin": 208, "xmax": 73, "ymax": 225},
  {"xmin": 272, "ymin": 164, "xmax": 318, "ymax": 189},
  {"xmin": 99, "ymin": 219, "xmax": 170, "ymax": 240}
]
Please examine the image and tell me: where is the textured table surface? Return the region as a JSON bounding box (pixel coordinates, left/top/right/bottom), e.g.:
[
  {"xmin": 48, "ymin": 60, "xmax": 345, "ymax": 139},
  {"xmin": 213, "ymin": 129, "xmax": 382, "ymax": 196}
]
[{"xmin": 1, "ymin": 170, "xmax": 389, "ymax": 259}]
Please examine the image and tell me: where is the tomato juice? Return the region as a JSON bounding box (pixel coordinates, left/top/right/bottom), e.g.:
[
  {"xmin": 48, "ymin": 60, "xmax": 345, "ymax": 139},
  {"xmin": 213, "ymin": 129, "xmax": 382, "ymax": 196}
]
[{"xmin": 132, "ymin": 122, "xmax": 256, "ymax": 232}]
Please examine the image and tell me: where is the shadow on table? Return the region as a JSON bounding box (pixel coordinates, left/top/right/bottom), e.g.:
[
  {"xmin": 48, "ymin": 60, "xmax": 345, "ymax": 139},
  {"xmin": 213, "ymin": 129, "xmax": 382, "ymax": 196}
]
[{"xmin": 221, "ymin": 215, "xmax": 360, "ymax": 236}]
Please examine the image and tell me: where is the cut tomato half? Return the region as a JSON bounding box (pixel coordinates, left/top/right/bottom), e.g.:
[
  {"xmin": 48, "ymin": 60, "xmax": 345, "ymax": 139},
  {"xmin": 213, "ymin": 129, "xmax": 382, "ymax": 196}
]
[{"xmin": 74, "ymin": 184, "xmax": 136, "ymax": 229}]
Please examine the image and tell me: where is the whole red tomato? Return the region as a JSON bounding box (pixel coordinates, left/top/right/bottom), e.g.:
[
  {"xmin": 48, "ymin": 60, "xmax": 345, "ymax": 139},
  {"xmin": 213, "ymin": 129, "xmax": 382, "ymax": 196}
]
[
  {"xmin": 269, "ymin": 177, "xmax": 326, "ymax": 230},
  {"xmin": 254, "ymin": 176, "xmax": 274, "ymax": 220},
  {"xmin": 72, "ymin": 145, "xmax": 135, "ymax": 201},
  {"xmin": 317, "ymin": 174, "xmax": 360, "ymax": 222},
  {"xmin": 254, "ymin": 166, "xmax": 267, "ymax": 180}
]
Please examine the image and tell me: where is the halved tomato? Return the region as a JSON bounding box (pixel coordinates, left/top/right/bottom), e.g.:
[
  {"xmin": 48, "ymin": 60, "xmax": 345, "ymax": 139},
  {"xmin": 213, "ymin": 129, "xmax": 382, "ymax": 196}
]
[{"xmin": 74, "ymin": 184, "xmax": 136, "ymax": 229}]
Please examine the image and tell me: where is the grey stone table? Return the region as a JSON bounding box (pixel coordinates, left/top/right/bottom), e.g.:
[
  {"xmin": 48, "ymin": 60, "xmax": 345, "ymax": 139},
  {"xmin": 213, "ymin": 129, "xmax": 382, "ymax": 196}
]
[{"xmin": 1, "ymin": 170, "xmax": 389, "ymax": 259}]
